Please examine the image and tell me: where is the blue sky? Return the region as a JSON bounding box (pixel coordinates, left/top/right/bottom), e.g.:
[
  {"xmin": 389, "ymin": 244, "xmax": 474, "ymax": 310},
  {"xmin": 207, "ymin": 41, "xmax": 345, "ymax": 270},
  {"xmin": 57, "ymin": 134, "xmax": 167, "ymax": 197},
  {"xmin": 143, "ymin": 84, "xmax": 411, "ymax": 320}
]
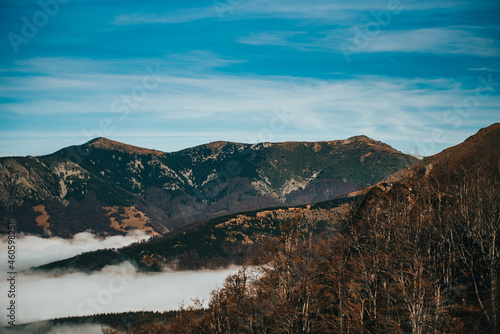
[{"xmin": 0, "ymin": 0, "xmax": 499, "ymax": 157}]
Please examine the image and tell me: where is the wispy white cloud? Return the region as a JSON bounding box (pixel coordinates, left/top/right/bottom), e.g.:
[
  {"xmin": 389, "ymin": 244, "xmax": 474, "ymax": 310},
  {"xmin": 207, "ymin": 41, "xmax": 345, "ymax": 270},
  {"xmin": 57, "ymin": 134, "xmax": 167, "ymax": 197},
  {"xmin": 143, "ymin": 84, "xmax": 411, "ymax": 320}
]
[
  {"xmin": 1, "ymin": 56, "xmax": 498, "ymax": 156},
  {"xmin": 113, "ymin": 7, "xmax": 216, "ymax": 25},
  {"xmin": 9, "ymin": 52, "xmax": 241, "ymax": 75},
  {"xmin": 111, "ymin": 2, "xmax": 351, "ymax": 25},
  {"xmin": 3, "ymin": 57, "xmax": 493, "ymax": 121},
  {"xmin": 110, "ymin": 1, "xmax": 470, "ymax": 25},
  {"xmin": 468, "ymin": 66, "xmax": 500, "ymax": 72},
  {"xmin": 238, "ymin": 28, "xmax": 500, "ymax": 57},
  {"xmin": 356, "ymin": 28, "xmax": 500, "ymax": 57},
  {"xmin": 237, "ymin": 31, "xmax": 307, "ymax": 47},
  {"xmin": 238, "ymin": 0, "xmax": 469, "ymax": 16}
]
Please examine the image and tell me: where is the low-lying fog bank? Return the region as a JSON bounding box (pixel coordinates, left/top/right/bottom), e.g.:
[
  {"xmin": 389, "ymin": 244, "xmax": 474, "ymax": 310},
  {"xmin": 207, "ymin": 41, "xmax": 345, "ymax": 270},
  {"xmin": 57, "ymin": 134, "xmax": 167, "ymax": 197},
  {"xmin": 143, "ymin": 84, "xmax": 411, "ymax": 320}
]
[
  {"xmin": 0, "ymin": 230, "xmax": 151, "ymax": 272},
  {"xmin": 0, "ymin": 231, "xmax": 240, "ymax": 331},
  {"xmin": 0, "ymin": 261, "xmax": 240, "ymax": 326}
]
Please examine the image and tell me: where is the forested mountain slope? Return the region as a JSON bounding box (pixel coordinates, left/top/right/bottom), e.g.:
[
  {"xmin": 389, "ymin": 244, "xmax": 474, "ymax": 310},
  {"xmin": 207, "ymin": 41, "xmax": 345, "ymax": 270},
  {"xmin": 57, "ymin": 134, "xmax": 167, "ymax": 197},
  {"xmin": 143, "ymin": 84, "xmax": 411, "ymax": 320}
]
[{"xmin": 1, "ymin": 136, "xmax": 416, "ymax": 237}]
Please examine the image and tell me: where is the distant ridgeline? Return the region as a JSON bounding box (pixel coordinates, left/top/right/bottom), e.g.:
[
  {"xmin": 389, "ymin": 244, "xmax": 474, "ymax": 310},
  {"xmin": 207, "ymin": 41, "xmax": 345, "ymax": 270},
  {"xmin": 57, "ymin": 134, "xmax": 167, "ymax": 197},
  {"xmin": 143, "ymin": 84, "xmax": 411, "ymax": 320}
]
[
  {"xmin": 0, "ymin": 136, "xmax": 417, "ymax": 237},
  {"xmin": 36, "ymin": 195, "xmax": 361, "ymax": 272}
]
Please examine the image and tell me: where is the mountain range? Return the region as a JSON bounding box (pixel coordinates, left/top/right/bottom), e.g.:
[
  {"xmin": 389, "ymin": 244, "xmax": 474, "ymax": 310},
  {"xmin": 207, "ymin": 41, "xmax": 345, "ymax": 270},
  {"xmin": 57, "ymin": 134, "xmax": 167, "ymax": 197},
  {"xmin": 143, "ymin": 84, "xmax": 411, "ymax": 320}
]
[
  {"xmin": 15, "ymin": 123, "xmax": 499, "ymax": 334},
  {"xmin": 36, "ymin": 123, "xmax": 499, "ymax": 274},
  {"xmin": 4, "ymin": 124, "xmax": 498, "ymax": 333},
  {"xmin": 0, "ymin": 135, "xmax": 417, "ymax": 237}
]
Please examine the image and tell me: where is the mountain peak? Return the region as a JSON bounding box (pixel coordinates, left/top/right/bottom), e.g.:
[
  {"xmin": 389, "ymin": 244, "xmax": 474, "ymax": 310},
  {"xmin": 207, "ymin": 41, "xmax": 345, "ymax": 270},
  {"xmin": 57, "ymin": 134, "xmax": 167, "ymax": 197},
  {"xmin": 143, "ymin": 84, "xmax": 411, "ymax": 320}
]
[
  {"xmin": 383, "ymin": 123, "xmax": 499, "ymax": 184},
  {"xmin": 86, "ymin": 137, "xmax": 165, "ymax": 157},
  {"xmin": 465, "ymin": 122, "xmax": 499, "ymax": 142},
  {"xmin": 424, "ymin": 123, "xmax": 499, "ymax": 165},
  {"xmin": 86, "ymin": 137, "xmax": 109, "ymax": 146},
  {"xmin": 205, "ymin": 141, "xmax": 230, "ymax": 150},
  {"xmin": 342, "ymin": 135, "xmax": 401, "ymax": 154},
  {"xmin": 344, "ymin": 135, "xmax": 380, "ymax": 144},
  {"xmin": 348, "ymin": 134, "xmax": 370, "ymax": 140}
]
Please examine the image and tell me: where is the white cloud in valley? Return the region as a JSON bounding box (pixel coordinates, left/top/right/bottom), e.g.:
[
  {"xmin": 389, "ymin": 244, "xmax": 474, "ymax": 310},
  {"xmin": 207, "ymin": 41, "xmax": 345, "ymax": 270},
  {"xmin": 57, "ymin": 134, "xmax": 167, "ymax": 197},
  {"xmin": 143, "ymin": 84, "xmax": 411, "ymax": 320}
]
[
  {"xmin": 0, "ymin": 230, "xmax": 151, "ymax": 272},
  {"xmin": 0, "ymin": 232, "xmax": 240, "ymax": 329},
  {"xmin": 0, "ymin": 261, "xmax": 239, "ymax": 327}
]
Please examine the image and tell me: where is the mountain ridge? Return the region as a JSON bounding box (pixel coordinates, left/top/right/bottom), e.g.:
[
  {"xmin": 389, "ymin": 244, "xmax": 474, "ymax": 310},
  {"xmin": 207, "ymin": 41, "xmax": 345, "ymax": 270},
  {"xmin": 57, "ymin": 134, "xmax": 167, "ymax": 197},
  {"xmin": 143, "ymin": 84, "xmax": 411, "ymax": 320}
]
[
  {"xmin": 86, "ymin": 137, "xmax": 166, "ymax": 157},
  {"xmin": 36, "ymin": 194, "xmax": 359, "ymax": 273},
  {"xmin": 1, "ymin": 135, "xmax": 418, "ymax": 237}
]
